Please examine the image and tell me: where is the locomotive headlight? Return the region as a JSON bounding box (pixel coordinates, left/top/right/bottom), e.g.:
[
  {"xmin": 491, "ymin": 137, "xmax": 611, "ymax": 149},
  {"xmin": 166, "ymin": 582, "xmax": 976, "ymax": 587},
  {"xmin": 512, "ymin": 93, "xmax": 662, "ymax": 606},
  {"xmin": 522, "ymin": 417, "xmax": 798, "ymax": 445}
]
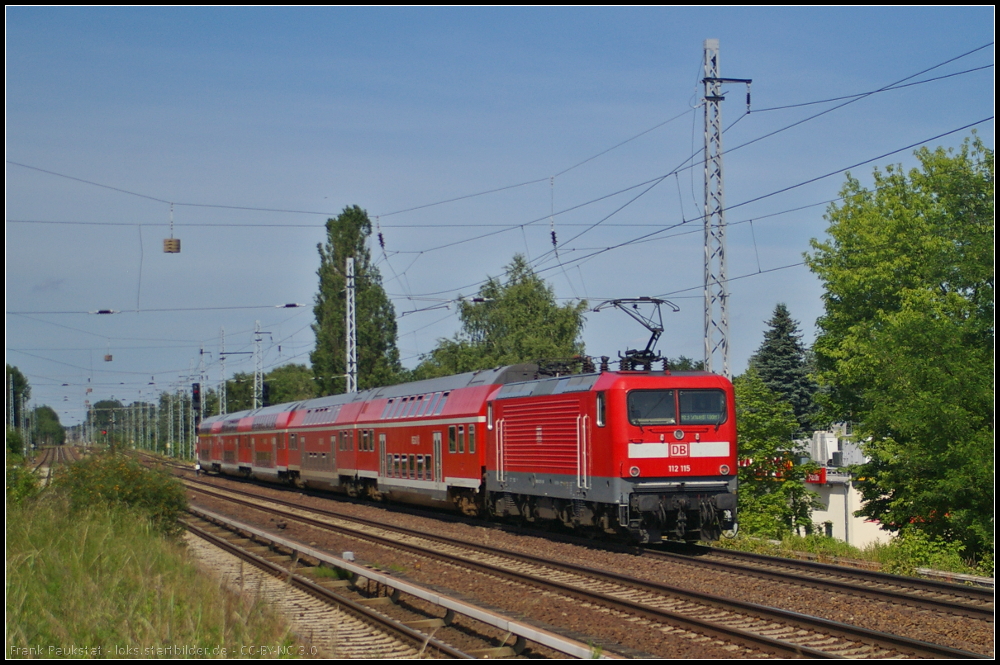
[
  {"xmin": 629, "ymin": 466, "xmax": 640, "ymax": 477},
  {"xmin": 720, "ymin": 464, "xmax": 730, "ymax": 475}
]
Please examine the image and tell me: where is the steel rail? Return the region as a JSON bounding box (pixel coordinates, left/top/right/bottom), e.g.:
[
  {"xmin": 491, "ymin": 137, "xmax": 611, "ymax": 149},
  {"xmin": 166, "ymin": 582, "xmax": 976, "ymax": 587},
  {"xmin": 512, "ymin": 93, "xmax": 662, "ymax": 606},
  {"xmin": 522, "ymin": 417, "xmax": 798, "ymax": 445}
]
[
  {"xmin": 187, "ymin": 481, "xmax": 987, "ymax": 658},
  {"xmin": 182, "ymin": 514, "xmax": 474, "ymax": 659}
]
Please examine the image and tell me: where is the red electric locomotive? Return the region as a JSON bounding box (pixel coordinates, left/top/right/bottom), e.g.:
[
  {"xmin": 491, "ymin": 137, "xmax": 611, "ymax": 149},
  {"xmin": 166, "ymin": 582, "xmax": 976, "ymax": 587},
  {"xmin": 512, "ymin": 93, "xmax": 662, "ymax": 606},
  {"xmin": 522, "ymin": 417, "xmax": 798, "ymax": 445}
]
[{"xmin": 197, "ymin": 362, "xmax": 737, "ymax": 543}]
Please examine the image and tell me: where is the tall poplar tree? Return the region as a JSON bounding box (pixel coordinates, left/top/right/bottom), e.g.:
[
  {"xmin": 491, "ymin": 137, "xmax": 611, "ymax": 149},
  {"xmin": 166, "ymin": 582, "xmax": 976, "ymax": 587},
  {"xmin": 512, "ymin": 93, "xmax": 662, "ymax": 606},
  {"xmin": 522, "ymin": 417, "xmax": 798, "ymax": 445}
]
[{"xmin": 311, "ymin": 206, "xmax": 402, "ymax": 395}]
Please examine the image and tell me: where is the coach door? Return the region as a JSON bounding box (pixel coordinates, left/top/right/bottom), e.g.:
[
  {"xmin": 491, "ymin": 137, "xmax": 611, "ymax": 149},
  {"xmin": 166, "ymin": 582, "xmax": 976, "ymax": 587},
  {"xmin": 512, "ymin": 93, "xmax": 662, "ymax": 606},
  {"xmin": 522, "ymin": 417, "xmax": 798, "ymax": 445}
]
[
  {"xmin": 576, "ymin": 414, "xmax": 592, "ymax": 490},
  {"xmin": 378, "ymin": 433, "xmax": 386, "ymax": 477},
  {"xmin": 433, "ymin": 431, "xmax": 442, "ymax": 482}
]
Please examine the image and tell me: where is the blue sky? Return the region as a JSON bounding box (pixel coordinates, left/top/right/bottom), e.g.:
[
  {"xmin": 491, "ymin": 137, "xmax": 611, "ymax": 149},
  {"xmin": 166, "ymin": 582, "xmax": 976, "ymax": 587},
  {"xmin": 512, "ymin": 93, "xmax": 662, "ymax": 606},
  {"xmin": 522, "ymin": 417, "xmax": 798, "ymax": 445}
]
[{"xmin": 6, "ymin": 7, "xmax": 994, "ymax": 425}]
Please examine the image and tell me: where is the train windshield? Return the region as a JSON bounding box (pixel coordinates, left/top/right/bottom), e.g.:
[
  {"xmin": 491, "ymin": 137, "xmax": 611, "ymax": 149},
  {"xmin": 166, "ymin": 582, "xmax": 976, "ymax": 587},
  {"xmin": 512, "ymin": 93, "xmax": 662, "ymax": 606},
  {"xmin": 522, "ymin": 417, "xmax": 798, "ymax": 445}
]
[
  {"xmin": 627, "ymin": 389, "xmax": 727, "ymax": 426},
  {"xmin": 678, "ymin": 390, "xmax": 727, "ymax": 425},
  {"xmin": 627, "ymin": 390, "xmax": 676, "ymax": 425}
]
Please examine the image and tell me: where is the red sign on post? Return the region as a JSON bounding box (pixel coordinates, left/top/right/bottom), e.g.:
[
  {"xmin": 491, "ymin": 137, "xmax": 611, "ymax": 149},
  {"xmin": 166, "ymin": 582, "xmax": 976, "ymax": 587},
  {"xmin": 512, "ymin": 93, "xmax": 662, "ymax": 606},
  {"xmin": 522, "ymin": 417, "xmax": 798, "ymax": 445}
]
[{"xmin": 806, "ymin": 468, "xmax": 827, "ymax": 484}]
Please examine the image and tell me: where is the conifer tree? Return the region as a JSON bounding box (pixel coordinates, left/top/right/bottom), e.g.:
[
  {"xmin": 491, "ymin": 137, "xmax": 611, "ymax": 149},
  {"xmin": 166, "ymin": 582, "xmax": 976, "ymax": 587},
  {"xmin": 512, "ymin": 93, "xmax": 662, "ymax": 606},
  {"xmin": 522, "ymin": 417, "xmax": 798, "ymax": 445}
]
[{"xmin": 748, "ymin": 304, "xmax": 818, "ymax": 434}]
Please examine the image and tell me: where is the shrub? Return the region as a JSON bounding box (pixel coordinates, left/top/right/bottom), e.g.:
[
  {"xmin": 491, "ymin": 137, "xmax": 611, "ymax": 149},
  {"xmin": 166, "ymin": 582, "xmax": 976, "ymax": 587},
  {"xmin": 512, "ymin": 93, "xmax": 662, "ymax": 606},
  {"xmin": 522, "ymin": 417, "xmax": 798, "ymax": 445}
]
[
  {"xmin": 52, "ymin": 453, "xmax": 187, "ymax": 534},
  {"xmin": 5, "ymin": 452, "xmax": 39, "ymax": 504},
  {"xmin": 868, "ymin": 529, "xmax": 971, "ymax": 576}
]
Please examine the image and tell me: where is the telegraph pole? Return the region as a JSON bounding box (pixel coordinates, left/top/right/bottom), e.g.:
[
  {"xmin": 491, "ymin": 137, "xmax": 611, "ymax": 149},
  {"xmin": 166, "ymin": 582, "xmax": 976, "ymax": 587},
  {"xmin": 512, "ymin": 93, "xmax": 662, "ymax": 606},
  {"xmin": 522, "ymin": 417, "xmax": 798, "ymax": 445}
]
[
  {"xmin": 346, "ymin": 256, "xmax": 358, "ymax": 394},
  {"xmin": 702, "ymin": 38, "xmax": 750, "ymax": 379}
]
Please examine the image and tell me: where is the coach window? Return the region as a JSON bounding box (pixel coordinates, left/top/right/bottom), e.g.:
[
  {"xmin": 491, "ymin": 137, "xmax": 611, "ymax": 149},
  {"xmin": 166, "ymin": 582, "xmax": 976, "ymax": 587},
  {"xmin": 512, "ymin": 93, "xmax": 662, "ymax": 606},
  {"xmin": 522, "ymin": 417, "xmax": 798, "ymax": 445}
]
[
  {"xmin": 448, "ymin": 425, "xmax": 457, "ymax": 453},
  {"xmin": 389, "ymin": 398, "xmax": 405, "ymax": 419},
  {"xmin": 381, "ymin": 399, "xmax": 395, "ymax": 419},
  {"xmin": 596, "ymin": 392, "xmax": 606, "ymax": 427},
  {"xmin": 435, "ymin": 392, "xmax": 450, "ymax": 415},
  {"xmin": 416, "ymin": 395, "xmax": 431, "ymax": 417},
  {"xmin": 407, "ymin": 396, "xmax": 422, "ymax": 418},
  {"xmin": 457, "ymin": 425, "xmax": 465, "ymax": 453},
  {"xmin": 290, "ymin": 433, "xmax": 297, "ymax": 450},
  {"xmin": 468, "ymin": 424, "xmax": 476, "ymax": 454},
  {"xmin": 398, "ymin": 397, "xmax": 413, "ymax": 418},
  {"xmin": 426, "ymin": 392, "xmax": 441, "ymax": 415},
  {"xmin": 408, "ymin": 454, "xmax": 416, "ymax": 479}
]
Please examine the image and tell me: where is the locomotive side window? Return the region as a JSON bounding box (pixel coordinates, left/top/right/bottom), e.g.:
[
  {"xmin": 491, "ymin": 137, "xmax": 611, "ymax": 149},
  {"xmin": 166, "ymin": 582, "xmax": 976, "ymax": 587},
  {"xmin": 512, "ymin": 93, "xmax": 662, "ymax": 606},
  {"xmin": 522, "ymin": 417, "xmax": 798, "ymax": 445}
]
[
  {"xmin": 627, "ymin": 390, "xmax": 676, "ymax": 425},
  {"xmin": 487, "ymin": 403, "xmax": 493, "ymax": 430},
  {"xmin": 596, "ymin": 392, "xmax": 606, "ymax": 427},
  {"xmin": 678, "ymin": 390, "xmax": 727, "ymax": 425}
]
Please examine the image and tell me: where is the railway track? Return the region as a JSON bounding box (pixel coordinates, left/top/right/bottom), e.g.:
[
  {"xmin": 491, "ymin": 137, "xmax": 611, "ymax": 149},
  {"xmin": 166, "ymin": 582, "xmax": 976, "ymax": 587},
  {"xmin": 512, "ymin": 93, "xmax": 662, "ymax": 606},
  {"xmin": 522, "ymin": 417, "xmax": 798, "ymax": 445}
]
[
  {"xmin": 183, "ymin": 514, "xmax": 473, "ymax": 659},
  {"xmin": 184, "ymin": 508, "xmax": 619, "ymax": 659},
  {"xmin": 172, "ymin": 463, "xmax": 992, "ymax": 622},
  {"xmin": 185, "ymin": 477, "xmax": 991, "ymax": 659},
  {"xmin": 644, "ymin": 544, "xmax": 994, "ymax": 620},
  {"xmin": 31, "ymin": 445, "xmax": 75, "ymax": 485}
]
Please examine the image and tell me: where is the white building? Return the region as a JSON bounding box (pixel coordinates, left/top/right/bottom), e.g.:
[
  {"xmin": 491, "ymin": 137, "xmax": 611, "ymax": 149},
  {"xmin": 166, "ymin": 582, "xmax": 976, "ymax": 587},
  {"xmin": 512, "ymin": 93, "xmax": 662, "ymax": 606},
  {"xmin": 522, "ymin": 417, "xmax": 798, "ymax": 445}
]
[{"xmin": 802, "ymin": 426, "xmax": 893, "ymax": 549}]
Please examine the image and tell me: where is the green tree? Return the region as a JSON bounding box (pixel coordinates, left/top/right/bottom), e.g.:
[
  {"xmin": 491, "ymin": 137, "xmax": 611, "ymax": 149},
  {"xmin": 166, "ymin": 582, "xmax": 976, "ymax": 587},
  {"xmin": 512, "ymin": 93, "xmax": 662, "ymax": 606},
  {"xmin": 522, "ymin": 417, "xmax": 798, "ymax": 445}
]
[
  {"xmin": 664, "ymin": 356, "xmax": 705, "ymax": 371},
  {"xmin": 748, "ymin": 304, "xmax": 819, "ymax": 434},
  {"xmin": 805, "ymin": 136, "xmax": 993, "ymax": 559},
  {"xmin": 7, "ymin": 428, "xmax": 24, "ymax": 456},
  {"xmin": 33, "ymin": 406, "xmax": 65, "ymax": 447},
  {"xmin": 6, "ymin": 364, "xmax": 31, "ymax": 428},
  {"xmin": 311, "ymin": 206, "xmax": 402, "ymax": 395},
  {"xmin": 412, "ymin": 255, "xmax": 588, "ymax": 379},
  {"xmin": 265, "ymin": 364, "xmax": 316, "ymax": 405},
  {"xmin": 90, "ymin": 399, "xmax": 124, "ymax": 432},
  {"xmin": 224, "ymin": 372, "xmax": 254, "ymax": 413},
  {"xmin": 734, "ymin": 369, "xmax": 822, "ymax": 538}
]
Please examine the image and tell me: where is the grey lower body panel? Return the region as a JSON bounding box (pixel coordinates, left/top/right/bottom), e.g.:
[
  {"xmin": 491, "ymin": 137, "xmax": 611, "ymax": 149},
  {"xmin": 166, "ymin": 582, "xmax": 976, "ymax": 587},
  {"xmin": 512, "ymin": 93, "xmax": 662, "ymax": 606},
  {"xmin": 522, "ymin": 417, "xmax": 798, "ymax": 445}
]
[{"xmin": 486, "ymin": 471, "xmax": 738, "ymax": 541}]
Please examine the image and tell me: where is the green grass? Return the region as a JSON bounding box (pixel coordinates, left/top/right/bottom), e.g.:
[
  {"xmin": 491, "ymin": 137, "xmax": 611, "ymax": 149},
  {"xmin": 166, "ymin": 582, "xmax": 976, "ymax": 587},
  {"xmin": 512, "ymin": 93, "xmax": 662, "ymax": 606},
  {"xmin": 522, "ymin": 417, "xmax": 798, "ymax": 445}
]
[
  {"xmin": 6, "ymin": 496, "xmax": 307, "ymax": 658},
  {"xmin": 714, "ymin": 530, "xmax": 993, "ymax": 578}
]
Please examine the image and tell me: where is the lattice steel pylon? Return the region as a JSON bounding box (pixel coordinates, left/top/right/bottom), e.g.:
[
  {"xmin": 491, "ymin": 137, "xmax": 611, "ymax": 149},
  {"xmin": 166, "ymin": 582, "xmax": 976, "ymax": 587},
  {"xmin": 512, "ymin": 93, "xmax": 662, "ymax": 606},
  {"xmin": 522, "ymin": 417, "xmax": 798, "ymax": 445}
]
[
  {"xmin": 345, "ymin": 256, "xmax": 358, "ymax": 394},
  {"xmin": 702, "ymin": 38, "xmax": 750, "ymax": 379}
]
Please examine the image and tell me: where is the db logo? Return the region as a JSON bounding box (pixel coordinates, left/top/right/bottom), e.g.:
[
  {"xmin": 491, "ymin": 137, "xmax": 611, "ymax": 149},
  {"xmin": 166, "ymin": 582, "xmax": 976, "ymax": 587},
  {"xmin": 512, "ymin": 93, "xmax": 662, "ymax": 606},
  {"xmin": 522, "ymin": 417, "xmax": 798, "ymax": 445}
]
[{"xmin": 670, "ymin": 443, "xmax": 689, "ymax": 457}]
